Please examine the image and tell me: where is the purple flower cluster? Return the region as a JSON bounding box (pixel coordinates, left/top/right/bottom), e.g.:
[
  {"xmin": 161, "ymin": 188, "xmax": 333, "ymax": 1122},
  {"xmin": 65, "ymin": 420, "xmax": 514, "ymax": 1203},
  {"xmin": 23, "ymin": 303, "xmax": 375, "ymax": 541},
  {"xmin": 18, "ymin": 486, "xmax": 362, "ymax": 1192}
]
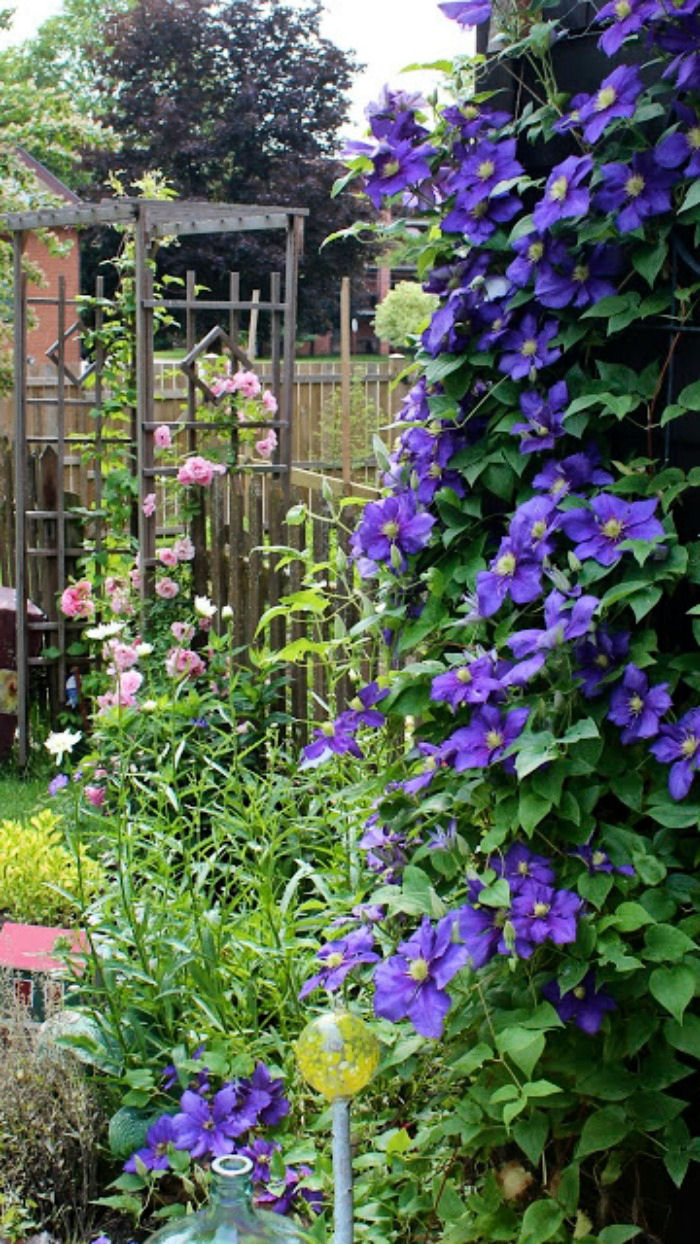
[
  {"xmin": 458, "ymin": 845, "xmax": 582, "ymax": 969},
  {"xmin": 124, "ymin": 1061, "xmax": 290, "ymax": 1172},
  {"xmin": 359, "ymin": 815, "xmax": 409, "ymax": 882}
]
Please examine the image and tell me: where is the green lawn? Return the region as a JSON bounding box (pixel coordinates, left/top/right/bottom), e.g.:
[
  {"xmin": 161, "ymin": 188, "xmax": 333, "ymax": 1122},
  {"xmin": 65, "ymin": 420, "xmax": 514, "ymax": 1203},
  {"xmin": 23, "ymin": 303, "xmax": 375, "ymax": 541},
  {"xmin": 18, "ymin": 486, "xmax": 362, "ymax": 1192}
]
[{"xmin": 0, "ymin": 766, "xmax": 48, "ymax": 822}]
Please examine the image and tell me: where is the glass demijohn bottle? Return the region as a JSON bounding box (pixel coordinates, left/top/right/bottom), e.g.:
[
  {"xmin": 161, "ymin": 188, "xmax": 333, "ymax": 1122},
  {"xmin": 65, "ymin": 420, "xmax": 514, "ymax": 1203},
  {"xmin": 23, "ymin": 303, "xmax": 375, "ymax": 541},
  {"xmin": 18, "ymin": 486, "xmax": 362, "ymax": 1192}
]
[{"xmin": 144, "ymin": 1154, "xmax": 312, "ymax": 1244}]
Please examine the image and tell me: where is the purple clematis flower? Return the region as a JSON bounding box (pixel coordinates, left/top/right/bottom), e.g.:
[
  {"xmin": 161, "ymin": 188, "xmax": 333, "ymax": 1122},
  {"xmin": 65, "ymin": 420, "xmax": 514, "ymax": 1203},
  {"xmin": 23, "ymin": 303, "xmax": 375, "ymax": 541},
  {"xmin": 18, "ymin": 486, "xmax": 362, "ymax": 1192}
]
[
  {"xmin": 442, "ymin": 190, "xmax": 521, "ymax": 244},
  {"xmin": 458, "ymin": 897, "xmax": 513, "ymax": 967},
  {"xmin": 443, "ymin": 99, "xmax": 511, "ymax": 139},
  {"xmin": 492, "ymin": 842, "xmax": 556, "ymax": 892},
  {"xmin": 533, "ymin": 155, "xmax": 594, "ymax": 230},
  {"xmin": 244, "ymin": 1064, "xmax": 290, "ymax": 1127},
  {"xmin": 124, "ymin": 1113, "xmax": 178, "ymax": 1173},
  {"xmin": 596, "ymin": 152, "xmax": 677, "ymax": 233},
  {"xmin": 560, "ymin": 494, "xmax": 664, "ymax": 566},
  {"xmin": 365, "ymin": 85, "xmax": 428, "ymax": 142},
  {"xmin": 373, "ymin": 914, "xmax": 469, "ymax": 1038},
  {"xmin": 578, "ymin": 65, "xmax": 643, "ymax": 144},
  {"xmin": 508, "ymin": 496, "xmax": 561, "ymax": 561},
  {"xmin": 651, "ymin": 708, "xmax": 700, "ymax": 800},
  {"xmin": 542, "ymin": 972, "xmax": 616, "ymax": 1034},
  {"xmin": 299, "ymin": 928, "xmax": 380, "ymax": 999},
  {"xmin": 172, "ymin": 1085, "xmax": 251, "ymax": 1159},
  {"xmin": 351, "ymin": 492, "xmax": 435, "ymax": 576},
  {"xmin": 575, "ymin": 626, "xmax": 630, "ymax": 698},
  {"xmin": 358, "ymin": 137, "xmax": 437, "ymax": 209},
  {"xmin": 498, "ymin": 314, "xmax": 561, "ymax": 381},
  {"xmin": 532, "ymin": 448, "xmax": 614, "ymax": 501},
  {"xmin": 656, "ymin": 108, "xmax": 700, "ymax": 179},
  {"xmin": 595, "ymin": 0, "xmax": 655, "ymax": 54},
  {"xmin": 430, "ymin": 655, "xmax": 502, "ymax": 709},
  {"xmin": 476, "ymin": 535, "xmax": 543, "ymax": 617},
  {"xmin": 510, "ymin": 381, "xmax": 569, "ymax": 453},
  {"xmin": 439, "ymin": 1, "xmax": 492, "ymax": 26},
  {"xmin": 446, "ymin": 705, "xmax": 530, "ymax": 772},
  {"xmin": 506, "ymin": 232, "xmax": 569, "ymax": 290},
  {"xmin": 505, "ymin": 589, "xmax": 598, "ymax": 686},
  {"xmin": 511, "ymin": 881, "xmax": 583, "ymax": 947},
  {"xmin": 48, "ymin": 773, "xmax": 69, "ymax": 796},
  {"xmin": 535, "ymin": 244, "xmax": 622, "ymax": 311},
  {"xmin": 656, "ymin": 16, "xmax": 700, "ymax": 92},
  {"xmin": 359, "ymin": 817, "xmax": 407, "ymax": 882},
  {"xmin": 301, "ymin": 712, "xmax": 364, "ymax": 767},
  {"xmin": 607, "ymin": 663, "xmax": 672, "ymax": 743},
  {"xmin": 239, "ymin": 1138, "xmax": 281, "ymax": 1184},
  {"xmin": 572, "ymin": 841, "xmax": 635, "ymax": 877}
]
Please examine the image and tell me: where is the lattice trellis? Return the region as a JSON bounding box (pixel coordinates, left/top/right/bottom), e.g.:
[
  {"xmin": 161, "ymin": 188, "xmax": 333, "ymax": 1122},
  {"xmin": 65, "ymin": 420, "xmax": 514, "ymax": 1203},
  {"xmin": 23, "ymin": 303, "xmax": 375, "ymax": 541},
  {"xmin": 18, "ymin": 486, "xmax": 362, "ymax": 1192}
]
[{"xmin": 1, "ymin": 198, "xmax": 306, "ymax": 765}]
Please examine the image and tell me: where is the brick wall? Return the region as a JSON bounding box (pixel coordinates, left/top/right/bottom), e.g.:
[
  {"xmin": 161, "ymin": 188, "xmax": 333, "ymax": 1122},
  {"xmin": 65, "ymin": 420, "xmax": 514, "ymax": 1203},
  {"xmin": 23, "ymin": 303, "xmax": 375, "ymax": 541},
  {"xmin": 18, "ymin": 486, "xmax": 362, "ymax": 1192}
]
[{"xmin": 25, "ymin": 228, "xmax": 81, "ymax": 371}]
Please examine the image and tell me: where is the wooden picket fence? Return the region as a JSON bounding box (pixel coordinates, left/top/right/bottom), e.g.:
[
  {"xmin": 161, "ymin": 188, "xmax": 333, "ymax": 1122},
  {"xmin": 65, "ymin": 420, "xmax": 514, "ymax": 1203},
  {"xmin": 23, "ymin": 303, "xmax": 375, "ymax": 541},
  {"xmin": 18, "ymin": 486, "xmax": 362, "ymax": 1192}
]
[{"xmin": 0, "ymin": 358, "xmax": 405, "ymax": 495}]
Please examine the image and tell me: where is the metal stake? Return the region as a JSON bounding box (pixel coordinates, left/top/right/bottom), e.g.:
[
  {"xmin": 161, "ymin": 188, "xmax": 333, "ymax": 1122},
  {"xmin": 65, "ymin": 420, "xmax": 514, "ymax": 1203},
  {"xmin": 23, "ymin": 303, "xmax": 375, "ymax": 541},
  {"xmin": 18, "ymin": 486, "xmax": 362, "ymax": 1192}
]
[{"xmin": 332, "ymin": 1097, "xmax": 353, "ymax": 1244}]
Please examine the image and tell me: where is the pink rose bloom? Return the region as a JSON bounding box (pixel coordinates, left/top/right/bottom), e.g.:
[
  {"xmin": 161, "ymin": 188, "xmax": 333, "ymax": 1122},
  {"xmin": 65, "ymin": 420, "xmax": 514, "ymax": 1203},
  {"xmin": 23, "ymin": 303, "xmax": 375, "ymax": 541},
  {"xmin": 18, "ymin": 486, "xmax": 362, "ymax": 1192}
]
[
  {"xmin": 118, "ymin": 669, "xmax": 143, "ymax": 705},
  {"xmin": 165, "ymin": 647, "xmax": 206, "ymax": 679},
  {"xmin": 171, "ymin": 620, "xmax": 195, "ymax": 643},
  {"xmin": 105, "ymin": 640, "xmax": 140, "ymax": 671},
  {"xmin": 159, "ymin": 547, "xmax": 178, "ymax": 568},
  {"xmin": 130, "ymin": 568, "xmax": 142, "ymax": 590},
  {"xmin": 231, "ymin": 369, "xmax": 261, "ymax": 398},
  {"xmin": 142, "ymin": 492, "xmax": 157, "ymax": 517},
  {"xmin": 211, "ymin": 376, "xmax": 237, "ymax": 397},
  {"xmin": 60, "ymin": 580, "xmax": 94, "ymax": 619},
  {"xmin": 198, "ymin": 616, "xmax": 212, "ymax": 632},
  {"xmin": 84, "ymin": 785, "xmax": 106, "ymax": 809},
  {"xmin": 255, "ymin": 429, "xmax": 278, "ymax": 459},
  {"xmin": 262, "ymin": 389, "xmax": 278, "ymax": 414},
  {"xmin": 173, "ymin": 535, "xmax": 195, "ymax": 562},
  {"xmin": 177, "ymin": 456, "xmax": 226, "ymax": 487},
  {"xmin": 156, "ymin": 577, "xmax": 179, "ymax": 599},
  {"xmin": 154, "ymin": 424, "xmax": 172, "ymax": 449}
]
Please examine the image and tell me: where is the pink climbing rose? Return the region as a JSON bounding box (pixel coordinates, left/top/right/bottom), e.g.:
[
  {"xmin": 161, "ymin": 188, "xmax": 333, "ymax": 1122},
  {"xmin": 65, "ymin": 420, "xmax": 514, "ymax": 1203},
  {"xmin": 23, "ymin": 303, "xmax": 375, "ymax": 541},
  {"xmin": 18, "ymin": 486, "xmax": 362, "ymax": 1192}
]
[
  {"xmin": 156, "ymin": 577, "xmax": 179, "ymax": 599},
  {"xmin": 142, "ymin": 492, "xmax": 157, "ymax": 517},
  {"xmin": 177, "ymin": 456, "xmax": 226, "ymax": 487},
  {"xmin": 154, "ymin": 424, "xmax": 173, "ymax": 449},
  {"xmin": 61, "ymin": 580, "xmax": 95, "ymax": 619}
]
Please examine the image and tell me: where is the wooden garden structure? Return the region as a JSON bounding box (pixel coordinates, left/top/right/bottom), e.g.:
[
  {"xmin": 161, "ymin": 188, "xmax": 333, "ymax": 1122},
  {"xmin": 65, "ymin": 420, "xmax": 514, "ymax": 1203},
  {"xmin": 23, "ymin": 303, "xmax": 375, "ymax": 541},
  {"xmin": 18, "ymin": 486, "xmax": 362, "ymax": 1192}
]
[{"xmin": 2, "ymin": 197, "xmax": 306, "ymax": 765}]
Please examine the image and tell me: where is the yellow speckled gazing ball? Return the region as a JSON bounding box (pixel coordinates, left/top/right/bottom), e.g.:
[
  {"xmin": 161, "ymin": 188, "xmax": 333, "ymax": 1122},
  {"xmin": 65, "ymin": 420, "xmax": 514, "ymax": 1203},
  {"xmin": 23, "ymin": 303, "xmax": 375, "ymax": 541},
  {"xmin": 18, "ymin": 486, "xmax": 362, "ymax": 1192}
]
[{"xmin": 295, "ymin": 1011, "xmax": 380, "ymax": 1100}]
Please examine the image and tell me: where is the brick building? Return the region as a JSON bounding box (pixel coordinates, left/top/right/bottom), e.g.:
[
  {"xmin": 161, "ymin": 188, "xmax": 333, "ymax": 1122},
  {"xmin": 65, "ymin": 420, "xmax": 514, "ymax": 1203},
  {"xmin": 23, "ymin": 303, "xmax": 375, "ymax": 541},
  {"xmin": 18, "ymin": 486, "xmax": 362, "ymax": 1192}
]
[{"xmin": 15, "ymin": 149, "xmax": 81, "ymax": 371}]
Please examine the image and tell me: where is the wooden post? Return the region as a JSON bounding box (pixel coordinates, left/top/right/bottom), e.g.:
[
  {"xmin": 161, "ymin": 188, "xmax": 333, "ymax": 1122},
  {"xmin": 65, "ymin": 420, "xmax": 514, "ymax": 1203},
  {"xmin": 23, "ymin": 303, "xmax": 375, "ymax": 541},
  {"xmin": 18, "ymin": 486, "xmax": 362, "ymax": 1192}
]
[
  {"xmin": 56, "ymin": 277, "xmax": 67, "ymax": 709},
  {"xmin": 281, "ymin": 214, "xmax": 303, "ymax": 500},
  {"xmin": 135, "ymin": 207, "xmax": 155, "ymax": 601},
  {"xmin": 13, "ymin": 232, "xmax": 28, "ymax": 765},
  {"xmin": 340, "ymin": 277, "xmax": 352, "ymax": 489},
  {"xmin": 247, "ymin": 288, "xmax": 260, "ymax": 361}
]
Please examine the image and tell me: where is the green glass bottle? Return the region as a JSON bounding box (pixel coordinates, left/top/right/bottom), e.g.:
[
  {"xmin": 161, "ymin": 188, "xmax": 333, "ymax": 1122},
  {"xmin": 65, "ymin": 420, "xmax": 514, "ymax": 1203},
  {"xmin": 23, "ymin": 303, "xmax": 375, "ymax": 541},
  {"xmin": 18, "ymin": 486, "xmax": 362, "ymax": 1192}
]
[{"xmin": 145, "ymin": 1155, "xmax": 312, "ymax": 1244}]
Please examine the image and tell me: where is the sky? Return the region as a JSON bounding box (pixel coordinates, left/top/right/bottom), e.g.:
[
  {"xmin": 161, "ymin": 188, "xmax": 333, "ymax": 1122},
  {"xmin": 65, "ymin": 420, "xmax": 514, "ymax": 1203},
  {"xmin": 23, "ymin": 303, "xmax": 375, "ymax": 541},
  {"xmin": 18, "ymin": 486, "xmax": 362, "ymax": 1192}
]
[{"xmin": 0, "ymin": 0, "xmax": 473, "ymax": 132}]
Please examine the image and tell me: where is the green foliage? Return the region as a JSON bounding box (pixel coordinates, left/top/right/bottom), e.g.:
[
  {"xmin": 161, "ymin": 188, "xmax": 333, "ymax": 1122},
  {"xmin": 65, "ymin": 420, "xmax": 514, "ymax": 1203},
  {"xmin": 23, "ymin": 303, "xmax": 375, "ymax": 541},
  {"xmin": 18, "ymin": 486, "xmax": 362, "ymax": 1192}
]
[{"xmin": 0, "ymin": 809, "xmax": 103, "ymax": 925}]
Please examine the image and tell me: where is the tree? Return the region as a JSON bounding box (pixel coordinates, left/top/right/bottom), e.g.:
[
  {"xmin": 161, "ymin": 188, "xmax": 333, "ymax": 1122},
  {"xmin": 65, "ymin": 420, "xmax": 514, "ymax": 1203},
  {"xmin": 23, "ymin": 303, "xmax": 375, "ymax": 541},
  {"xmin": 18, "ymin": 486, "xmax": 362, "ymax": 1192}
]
[
  {"xmin": 0, "ymin": 7, "xmax": 112, "ymax": 389},
  {"xmin": 69, "ymin": 0, "xmax": 370, "ymax": 333}
]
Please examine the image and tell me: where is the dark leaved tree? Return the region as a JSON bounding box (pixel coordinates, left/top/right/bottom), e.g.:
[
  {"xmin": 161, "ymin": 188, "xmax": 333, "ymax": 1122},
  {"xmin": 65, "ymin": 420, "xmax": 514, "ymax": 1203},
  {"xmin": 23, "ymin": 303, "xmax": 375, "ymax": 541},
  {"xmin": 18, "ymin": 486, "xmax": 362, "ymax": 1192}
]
[{"xmin": 80, "ymin": 0, "xmax": 369, "ymax": 335}]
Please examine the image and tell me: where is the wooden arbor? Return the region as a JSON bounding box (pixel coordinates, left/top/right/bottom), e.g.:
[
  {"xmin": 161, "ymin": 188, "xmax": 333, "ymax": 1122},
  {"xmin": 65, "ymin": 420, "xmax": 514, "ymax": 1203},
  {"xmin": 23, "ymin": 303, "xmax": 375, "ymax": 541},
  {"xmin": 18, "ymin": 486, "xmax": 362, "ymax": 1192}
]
[{"xmin": 2, "ymin": 197, "xmax": 306, "ymax": 765}]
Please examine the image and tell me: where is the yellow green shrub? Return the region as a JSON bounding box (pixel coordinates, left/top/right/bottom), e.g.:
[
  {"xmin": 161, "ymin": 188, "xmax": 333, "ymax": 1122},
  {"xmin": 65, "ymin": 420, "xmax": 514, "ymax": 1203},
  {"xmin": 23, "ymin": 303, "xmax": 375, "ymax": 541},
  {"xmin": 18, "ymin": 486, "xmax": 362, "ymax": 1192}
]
[{"xmin": 0, "ymin": 809, "xmax": 103, "ymax": 925}]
